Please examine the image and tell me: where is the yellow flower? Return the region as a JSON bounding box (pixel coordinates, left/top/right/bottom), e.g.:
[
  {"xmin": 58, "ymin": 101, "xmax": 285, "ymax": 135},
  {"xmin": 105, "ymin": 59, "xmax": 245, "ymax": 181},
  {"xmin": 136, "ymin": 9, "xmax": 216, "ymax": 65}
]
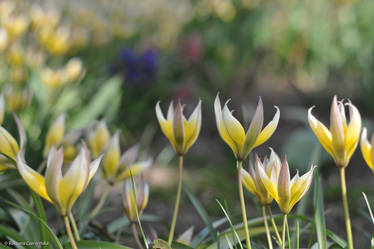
[
  {"xmin": 3, "ymin": 87, "xmax": 32, "ymax": 112},
  {"xmin": 360, "ymin": 128, "xmax": 374, "ymax": 173},
  {"xmin": 101, "ymin": 132, "xmax": 152, "ymax": 184},
  {"xmin": 155, "ymin": 100, "xmax": 202, "ymax": 155},
  {"xmin": 241, "ymin": 149, "xmax": 281, "ymax": 205},
  {"xmin": 122, "ymin": 176, "xmax": 149, "ymax": 222},
  {"xmin": 39, "ymin": 26, "xmax": 71, "ymax": 55},
  {"xmin": 88, "ymin": 120, "xmax": 110, "ymax": 158},
  {"xmin": 18, "ymin": 146, "xmax": 101, "ymax": 216},
  {"xmin": 3, "ymin": 13, "xmax": 29, "ymax": 40},
  {"xmin": 0, "ymin": 28, "xmax": 8, "ymax": 52},
  {"xmin": 308, "ymin": 96, "xmax": 361, "ymax": 167},
  {"xmin": 15, "ymin": 119, "xmax": 101, "ymax": 216},
  {"xmin": 44, "ymin": 114, "xmax": 66, "ymax": 156},
  {"xmin": 0, "ymin": 94, "xmax": 4, "ymax": 125},
  {"xmin": 214, "ymin": 94, "xmax": 280, "ymax": 161},
  {"xmin": 64, "ymin": 57, "xmax": 85, "ymax": 82},
  {"xmin": 40, "ymin": 67, "xmax": 67, "ymax": 89},
  {"xmin": 0, "ymin": 126, "xmax": 19, "ymax": 171},
  {"xmin": 259, "ymin": 156, "xmax": 315, "ymax": 214},
  {"xmin": 30, "ymin": 5, "xmax": 60, "ymax": 30}
]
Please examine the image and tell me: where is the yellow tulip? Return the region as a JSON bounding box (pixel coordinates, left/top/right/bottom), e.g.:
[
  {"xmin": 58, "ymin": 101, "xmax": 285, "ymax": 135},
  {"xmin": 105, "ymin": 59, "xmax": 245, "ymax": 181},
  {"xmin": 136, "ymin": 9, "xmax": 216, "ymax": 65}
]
[
  {"xmin": 214, "ymin": 94, "xmax": 280, "ymax": 161},
  {"xmin": 3, "ymin": 87, "xmax": 32, "ymax": 112},
  {"xmin": 122, "ymin": 176, "xmax": 149, "ymax": 222},
  {"xmin": 40, "ymin": 67, "xmax": 67, "ymax": 89},
  {"xmin": 308, "ymin": 96, "xmax": 361, "ymax": 167},
  {"xmin": 155, "ymin": 100, "xmax": 202, "ymax": 155},
  {"xmin": 3, "ymin": 13, "xmax": 29, "ymax": 40},
  {"xmin": 0, "ymin": 125, "xmax": 19, "ymax": 171},
  {"xmin": 88, "ymin": 120, "xmax": 110, "ymax": 158},
  {"xmin": 101, "ymin": 132, "xmax": 152, "ymax": 185},
  {"xmin": 0, "ymin": 28, "xmax": 8, "ymax": 52},
  {"xmin": 15, "ymin": 118, "xmax": 101, "ymax": 216},
  {"xmin": 241, "ymin": 149, "xmax": 281, "ymax": 205},
  {"xmin": 360, "ymin": 128, "xmax": 374, "ymax": 173},
  {"xmin": 64, "ymin": 57, "xmax": 85, "ymax": 82},
  {"xmin": 44, "ymin": 114, "xmax": 66, "ymax": 156},
  {"xmin": 259, "ymin": 156, "xmax": 315, "ymax": 214}
]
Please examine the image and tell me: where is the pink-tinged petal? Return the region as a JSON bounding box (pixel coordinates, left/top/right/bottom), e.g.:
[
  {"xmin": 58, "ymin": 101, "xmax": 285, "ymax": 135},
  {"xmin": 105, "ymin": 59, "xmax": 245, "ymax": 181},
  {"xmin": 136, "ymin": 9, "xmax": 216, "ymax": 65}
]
[
  {"xmin": 345, "ymin": 101, "xmax": 361, "ymax": 160},
  {"xmin": 45, "ymin": 147, "xmax": 64, "ymax": 211},
  {"xmin": 278, "ymin": 157, "xmax": 291, "ymax": 213},
  {"xmin": 330, "ymin": 96, "xmax": 345, "ymax": 164},
  {"xmin": 252, "ymin": 106, "xmax": 280, "ymax": 148},
  {"xmin": 173, "ymin": 100, "xmax": 185, "ymax": 154},
  {"xmin": 360, "ymin": 128, "xmax": 372, "ymax": 170}
]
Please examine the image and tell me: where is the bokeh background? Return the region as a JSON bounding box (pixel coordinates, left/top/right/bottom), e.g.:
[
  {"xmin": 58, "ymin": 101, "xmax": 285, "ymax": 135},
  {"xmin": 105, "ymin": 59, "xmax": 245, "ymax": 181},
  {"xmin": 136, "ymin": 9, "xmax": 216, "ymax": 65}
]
[{"xmin": 1, "ymin": 0, "xmax": 374, "ymax": 247}]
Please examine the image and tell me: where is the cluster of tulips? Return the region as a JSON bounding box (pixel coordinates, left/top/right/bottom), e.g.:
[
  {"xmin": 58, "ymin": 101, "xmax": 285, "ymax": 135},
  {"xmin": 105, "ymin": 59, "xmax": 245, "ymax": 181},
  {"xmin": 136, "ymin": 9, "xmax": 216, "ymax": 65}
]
[
  {"xmin": 155, "ymin": 94, "xmax": 368, "ymax": 249},
  {"xmin": 0, "ymin": 91, "xmax": 371, "ymax": 249}
]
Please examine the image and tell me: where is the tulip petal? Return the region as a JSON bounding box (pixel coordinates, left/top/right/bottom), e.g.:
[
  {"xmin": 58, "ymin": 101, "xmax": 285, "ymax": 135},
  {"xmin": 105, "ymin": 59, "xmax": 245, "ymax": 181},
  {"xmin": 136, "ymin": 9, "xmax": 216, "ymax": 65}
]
[
  {"xmin": 241, "ymin": 97, "xmax": 263, "ymax": 158},
  {"xmin": 118, "ymin": 159, "xmax": 152, "ymax": 181},
  {"xmin": 16, "ymin": 153, "xmax": 52, "ymax": 202},
  {"xmin": 330, "ymin": 96, "xmax": 345, "ymax": 161},
  {"xmin": 222, "ymin": 103, "xmax": 245, "ymax": 153},
  {"xmin": 360, "ymin": 128, "xmax": 373, "ymax": 171},
  {"xmin": 214, "ymin": 95, "xmax": 240, "ymax": 156},
  {"xmin": 253, "ymin": 106, "xmax": 280, "ymax": 148},
  {"xmin": 45, "ymin": 147, "xmax": 64, "ymax": 210},
  {"xmin": 0, "ymin": 126, "xmax": 19, "ymax": 159},
  {"xmin": 308, "ymin": 107, "xmax": 334, "ymax": 157},
  {"xmin": 86, "ymin": 155, "xmax": 102, "ymax": 188},
  {"xmin": 156, "ymin": 102, "xmax": 176, "ymax": 150},
  {"xmin": 289, "ymin": 165, "xmax": 315, "ymax": 211},
  {"xmin": 103, "ymin": 132, "xmax": 121, "ymax": 178},
  {"xmin": 173, "ymin": 100, "xmax": 185, "ymax": 153},
  {"xmin": 278, "ymin": 158, "xmax": 291, "ymax": 213},
  {"xmin": 345, "ymin": 102, "xmax": 361, "ymax": 159},
  {"xmin": 119, "ymin": 144, "xmax": 140, "ymax": 167},
  {"xmin": 241, "ymin": 168, "xmax": 256, "ymax": 194},
  {"xmin": 183, "ymin": 100, "xmax": 202, "ymax": 152},
  {"xmin": 44, "ymin": 114, "xmax": 65, "ymax": 155},
  {"xmin": 257, "ymin": 162, "xmax": 278, "ymax": 201}
]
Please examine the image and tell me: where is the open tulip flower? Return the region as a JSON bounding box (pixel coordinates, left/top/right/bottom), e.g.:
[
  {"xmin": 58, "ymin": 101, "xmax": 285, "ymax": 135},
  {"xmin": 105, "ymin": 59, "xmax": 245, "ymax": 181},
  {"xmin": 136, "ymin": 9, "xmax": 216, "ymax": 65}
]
[
  {"xmin": 101, "ymin": 132, "xmax": 152, "ymax": 185},
  {"xmin": 214, "ymin": 94, "xmax": 280, "ymax": 161},
  {"xmin": 360, "ymin": 128, "xmax": 374, "ymax": 173},
  {"xmin": 308, "ymin": 96, "xmax": 361, "ymax": 168},
  {"xmin": 241, "ymin": 149, "xmax": 281, "ymax": 206},
  {"xmin": 17, "ymin": 144, "xmax": 102, "ymax": 216},
  {"xmin": 259, "ymin": 156, "xmax": 315, "ymax": 214},
  {"xmin": 155, "ymin": 99, "xmax": 201, "ymax": 156}
]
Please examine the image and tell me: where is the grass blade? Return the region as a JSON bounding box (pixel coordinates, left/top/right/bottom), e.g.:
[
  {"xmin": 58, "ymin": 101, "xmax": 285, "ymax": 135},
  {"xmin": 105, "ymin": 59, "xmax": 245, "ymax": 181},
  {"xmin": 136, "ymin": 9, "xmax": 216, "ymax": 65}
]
[
  {"xmin": 31, "ymin": 191, "xmax": 50, "ymax": 249},
  {"xmin": 363, "ymin": 192, "xmax": 374, "ymax": 224},
  {"xmin": 184, "ymin": 184, "xmax": 218, "ymax": 248},
  {"xmin": 313, "ymin": 170, "xmax": 327, "ymax": 249}
]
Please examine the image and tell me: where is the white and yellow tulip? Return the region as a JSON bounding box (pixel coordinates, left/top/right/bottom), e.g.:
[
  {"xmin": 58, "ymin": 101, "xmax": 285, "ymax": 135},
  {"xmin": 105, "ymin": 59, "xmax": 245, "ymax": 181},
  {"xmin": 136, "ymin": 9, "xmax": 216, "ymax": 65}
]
[
  {"xmin": 360, "ymin": 128, "xmax": 374, "ymax": 173},
  {"xmin": 241, "ymin": 149, "xmax": 281, "ymax": 205},
  {"xmin": 258, "ymin": 156, "xmax": 315, "ymax": 214},
  {"xmin": 308, "ymin": 96, "xmax": 361, "ymax": 167},
  {"xmin": 88, "ymin": 120, "xmax": 110, "ymax": 158},
  {"xmin": 122, "ymin": 176, "xmax": 149, "ymax": 222},
  {"xmin": 214, "ymin": 94, "xmax": 280, "ymax": 161},
  {"xmin": 156, "ymin": 99, "xmax": 202, "ymax": 155},
  {"xmin": 101, "ymin": 132, "xmax": 152, "ymax": 185}
]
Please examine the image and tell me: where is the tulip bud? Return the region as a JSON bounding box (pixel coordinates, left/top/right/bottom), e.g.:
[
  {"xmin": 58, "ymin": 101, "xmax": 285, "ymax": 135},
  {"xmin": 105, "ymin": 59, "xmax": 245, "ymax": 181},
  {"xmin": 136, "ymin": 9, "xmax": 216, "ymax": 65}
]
[
  {"xmin": 173, "ymin": 100, "xmax": 185, "ymax": 155},
  {"xmin": 277, "ymin": 158, "xmax": 291, "ymax": 213},
  {"xmin": 88, "ymin": 120, "xmax": 110, "ymax": 158},
  {"xmin": 102, "ymin": 131, "xmax": 121, "ymax": 181},
  {"xmin": 122, "ymin": 176, "xmax": 149, "ymax": 222}
]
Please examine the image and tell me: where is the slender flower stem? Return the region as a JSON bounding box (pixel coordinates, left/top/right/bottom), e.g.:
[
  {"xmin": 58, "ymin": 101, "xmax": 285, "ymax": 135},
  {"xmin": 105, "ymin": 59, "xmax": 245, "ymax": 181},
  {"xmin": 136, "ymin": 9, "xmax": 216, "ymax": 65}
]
[
  {"xmin": 262, "ymin": 206, "xmax": 273, "ymax": 249},
  {"xmin": 282, "ymin": 214, "xmax": 287, "ymax": 249},
  {"xmin": 69, "ymin": 212, "xmax": 80, "ymax": 241},
  {"xmin": 131, "ymin": 222, "xmax": 144, "ymax": 249},
  {"xmin": 88, "ymin": 187, "xmax": 110, "ymax": 220},
  {"xmin": 237, "ymin": 160, "xmax": 252, "ymax": 249},
  {"xmin": 168, "ymin": 155, "xmax": 184, "ymax": 245},
  {"xmin": 64, "ymin": 215, "xmax": 78, "ymax": 249},
  {"xmin": 339, "ymin": 167, "xmax": 354, "ymax": 249},
  {"xmin": 267, "ymin": 205, "xmax": 281, "ymax": 244}
]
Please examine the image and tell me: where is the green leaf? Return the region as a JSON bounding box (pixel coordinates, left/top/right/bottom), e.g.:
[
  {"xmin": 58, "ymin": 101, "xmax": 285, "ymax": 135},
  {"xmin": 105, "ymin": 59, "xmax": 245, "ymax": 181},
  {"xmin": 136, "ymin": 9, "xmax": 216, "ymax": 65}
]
[
  {"xmin": 70, "ymin": 76, "xmax": 122, "ymax": 129},
  {"xmin": 326, "ymin": 230, "xmax": 347, "ymax": 248},
  {"xmin": 0, "ymin": 224, "xmax": 36, "ymax": 249},
  {"xmin": 371, "ymin": 233, "xmax": 374, "ymax": 249},
  {"xmin": 3, "ymin": 199, "xmax": 63, "ymax": 249},
  {"xmin": 31, "ymin": 191, "xmax": 50, "ymax": 249},
  {"xmin": 65, "ymin": 240, "xmax": 133, "ymax": 249},
  {"xmin": 183, "ymin": 184, "xmax": 218, "ymax": 247},
  {"xmin": 313, "ymin": 170, "xmax": 327, "ymax": 249}
]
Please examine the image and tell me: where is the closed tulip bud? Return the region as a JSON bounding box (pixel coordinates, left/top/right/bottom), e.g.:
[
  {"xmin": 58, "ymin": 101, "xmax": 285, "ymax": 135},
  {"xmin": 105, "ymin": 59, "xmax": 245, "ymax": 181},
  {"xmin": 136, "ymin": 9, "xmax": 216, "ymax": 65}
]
[
  {"xmin": 16, "ymin": 118, "xmax": 101, "ymax": 216},
  {"xmin": 156, "ymin": 100, "xmax": 202, "ymax": 155},
  {"xmin": 122, "ymin": 177, "xmax": 149, "ymax": 222},
  {"xmin": 88, "ymin": 120, "xmax": 110, "ymax": 158},
  {"xmin": 44, "ymin": 114, "xmax": 66, "ymax": 156},
  {"xmin": 309, "ymin": 96, "xmax": 361, "ymax": 167},
  {"xmin": 102, "ymin": 132, "xmax": 152, "ymax": 185},
  {"xmin": 259, "ymin": 155, "xmax": 315, "ymax": 214},
  {"xmin": 214, "ymin": 94, "xmax": 280, "ymax": 161},
  {"xmin": 0, "ymin": 126, "xmax": 19, "ymax": 171},
  {"xmin": 360, "ymin": 128, "xmax": 374, "ymax": 173},
  {"xmin": 64, "ymin": 57, "xmax": 85, "ymax": 82},
  {"xmin": 241, "ymin": 149, "xmax": 281, "ymax": 205}
]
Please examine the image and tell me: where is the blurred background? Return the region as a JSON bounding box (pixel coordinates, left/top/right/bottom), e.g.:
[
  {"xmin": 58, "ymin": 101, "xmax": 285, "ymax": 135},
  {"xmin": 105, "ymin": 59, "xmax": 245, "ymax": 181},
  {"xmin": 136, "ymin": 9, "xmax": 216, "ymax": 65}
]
[{"xmin": 1, "ymin": 0, "xmax": 374, "ymax": 247}]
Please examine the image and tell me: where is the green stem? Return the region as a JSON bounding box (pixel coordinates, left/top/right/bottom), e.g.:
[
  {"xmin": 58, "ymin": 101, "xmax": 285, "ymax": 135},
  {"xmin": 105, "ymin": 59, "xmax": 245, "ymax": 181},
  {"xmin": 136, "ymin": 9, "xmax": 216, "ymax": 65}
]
[
  {"xmin": 339, "ymin": 167, "xmax": 354, "ymax": 249},
  {"xmin": 168, "ymin": 155, "xmax": 183, "ymax": 245},
  {"xmin": 64, "ymin": 215, "xmax": 78, "ymax": 249},
  {"xmin": 131, "ymin": 222, "xmax": 144, "ymax": 249},
  {"xmin": 282, "ymin": 214, "xmax": 287, "ymax": 249},
  {"xmin": 88, "ymin": 187, "xmax": 110, "ymax": 220},
  {"xmin": 69, "ymin": 212, "xmax": 80, "ymax": 241},
  {"xmin": 267, "ymin": 205, "xmax": 282, "ymax": 244},
  {"xmin": 262, "ymin": 206, "xmax": 273, "ymax": 249},
  {"xmin": 237, "ymin": 160, "xmax": 252, "ymax": 249}
]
